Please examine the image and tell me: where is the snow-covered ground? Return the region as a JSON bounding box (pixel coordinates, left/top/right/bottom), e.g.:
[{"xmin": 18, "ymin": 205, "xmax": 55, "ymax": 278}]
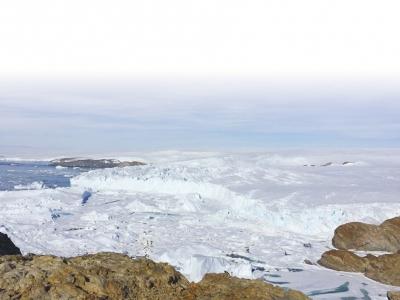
[{"xmin": 1, "ymin": 150, "xmax": 400, "ymax": 299}]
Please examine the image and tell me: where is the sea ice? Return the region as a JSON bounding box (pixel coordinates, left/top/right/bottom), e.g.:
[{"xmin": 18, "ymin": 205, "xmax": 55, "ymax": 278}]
[{"xmin": 1, "ymin": 150, "xmax": 400, "ymax": 299}]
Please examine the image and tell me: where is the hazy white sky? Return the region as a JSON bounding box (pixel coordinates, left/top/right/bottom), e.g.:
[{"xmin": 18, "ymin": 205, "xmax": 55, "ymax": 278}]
[
  {"xmin": 0, "ymin": 1, "xmax": 399, "ymax": 154},
  {"xmin": 1, "ymin": 0, "xmax": 400, "ymax": 79},
  {"xmin": 1, "ymin": 80, "xmax": 399, "ymax": 154}
]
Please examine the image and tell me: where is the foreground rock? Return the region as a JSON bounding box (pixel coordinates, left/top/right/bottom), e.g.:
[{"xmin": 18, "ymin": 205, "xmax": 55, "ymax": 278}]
[
  {"xmin": 388, "ymin": 291, "xmax": 400, "ymax": 300},
  {"xmin": 318, "ymin": 249, "xmax": 400, "ymax": 286},
  {"xmin": 318, "ymin": 249, "xmax": 366, "ymax": 273},
  {"xmin": 0, "ymin": 233, "xmax": 21, "ymax": 255},
  {"xmin": 187, "ymin": 273, "xmax": 308, "ymax": 300},
  {"xmin": 0, "ymin": 252, "xmax": 309, "ymax": 300},
  {"xmin": 332, "ymin": 216, "xmax": 400, "ymax": 252},
  {"xmin": 319, "ymin": 216, "xmax": 400, "ymax": 297},
  {"xmin": 50, "ymin": 158, "xmax": 146, "ymax": 169}
]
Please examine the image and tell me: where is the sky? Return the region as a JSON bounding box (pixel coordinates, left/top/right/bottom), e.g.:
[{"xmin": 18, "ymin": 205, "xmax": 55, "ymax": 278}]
[{"xmin": 0, "ymin": 1, "xmax": 400, "ymax": 155}]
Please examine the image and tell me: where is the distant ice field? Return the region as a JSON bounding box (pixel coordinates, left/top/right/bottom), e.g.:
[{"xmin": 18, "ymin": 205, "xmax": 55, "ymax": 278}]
[{"xmin": 1, "ymin": 150, "xmax": 400, "ymax": 299}]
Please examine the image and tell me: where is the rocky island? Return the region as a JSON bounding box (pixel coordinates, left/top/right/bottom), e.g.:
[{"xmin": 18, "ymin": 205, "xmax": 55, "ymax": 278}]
[{"xmin": 50, "ymin": 158, "xmax": 146, "ymax": 169}]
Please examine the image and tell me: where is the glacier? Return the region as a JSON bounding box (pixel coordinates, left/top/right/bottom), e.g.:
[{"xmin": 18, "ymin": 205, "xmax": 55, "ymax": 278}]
[{"xmin": 1, "ymin": 150, "xmax": 400, "ymax": 299}]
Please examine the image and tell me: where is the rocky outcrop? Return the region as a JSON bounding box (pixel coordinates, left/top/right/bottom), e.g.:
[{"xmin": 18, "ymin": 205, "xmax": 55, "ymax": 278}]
[
  {"xmin": 332, "ymin": 217, "xmax": 400, "ymax": 252},
  {"xmin": 319, "ymin": 216, "xmax": 400, "ymax": 291},
  {"xmin": 185, "ymin": 273, "xmax": 308, "ymax": 300},
  {"xmin": 50, "ymin": 158, "xmax": 146, "ymax": 169},
  {"xmin": 0, "ymin": 233, "xmax": 21, "ymax": 255},
  {"xmin": 0, "ymin": 252, "xmax": 309, "ymax": 300},
  {"xmin": 318, "ymin": 249, "xmax": 366, "ymax": 273},
  {"xmin": 388, "ymin": 291, "xmax": 400, "ymax": 300},
  {"xmin": 318, "ymin": 249, "xmax": 400, "ymax": 286}
]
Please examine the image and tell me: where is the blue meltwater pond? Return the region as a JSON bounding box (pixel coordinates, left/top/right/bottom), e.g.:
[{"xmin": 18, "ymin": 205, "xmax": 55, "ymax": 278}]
[{"xmin": 0, "ymin": 161, "xmax": 85, "ymax": 191}]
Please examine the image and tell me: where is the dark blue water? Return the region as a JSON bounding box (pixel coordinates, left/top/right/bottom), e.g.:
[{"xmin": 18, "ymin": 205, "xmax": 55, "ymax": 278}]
[{"xmin": 0, "ymin": 161, "xmax": 85, "ymax": 191}]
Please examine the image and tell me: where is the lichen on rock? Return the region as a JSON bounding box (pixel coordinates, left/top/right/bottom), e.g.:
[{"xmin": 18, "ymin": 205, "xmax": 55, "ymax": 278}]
[{"xmin": 0, "ymin": 252, "xmax": 309, "ymax": 300}]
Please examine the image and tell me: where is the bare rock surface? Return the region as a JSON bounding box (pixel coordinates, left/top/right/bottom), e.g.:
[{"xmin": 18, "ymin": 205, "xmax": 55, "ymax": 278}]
[
  {"xmin": 319, "ymin": 216, "xmax": 400, "ymax": 295},
  {"xmin": 332, "ymin": 217, "xmax": 400, "ymax": 252},
  {"xmin": 50, "ymin": 158, "xmax": 145, "ymax": 169},
  {"xmin": 0, "ymin": 233, "xmax": 21, "ymax": 255},
  {"xmin": 0, "ymin": 252, "xmax": 309, "ymax": 300},
  {"xmin": 184, "ymin": 273, "xmax": 308, "ymax": 300},
  {"xmin": 388, "ymin": 291, "xmax": 400, "ymax": 300},
  {"xmin": 317, "ymin": 249, "xmax": 367, "ymax": 272},
  {"xmin": 318, "ymin": 249, "xmax": 400, "ymax": 286}
]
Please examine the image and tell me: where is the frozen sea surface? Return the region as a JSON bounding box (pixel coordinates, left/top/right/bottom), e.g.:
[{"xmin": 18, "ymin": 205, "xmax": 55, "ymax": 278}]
[
  {"xmin": 0, "ymin": 161, "xmax": 84, "ymax": 191},
  {"xmin": 1, "ymin": 150, "xmax": 400, "ymax": 299}
]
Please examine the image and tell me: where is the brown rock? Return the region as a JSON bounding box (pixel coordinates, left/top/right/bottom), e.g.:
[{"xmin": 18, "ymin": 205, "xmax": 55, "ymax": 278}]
[
  {"xmin": 388, "ymin": 291, "xmax": 400, "ymax": 300},
  {"xmin": 318, "ymin": 249, "xmax": 400, "ymax": 286},
  {"xmin": 365, "ymin": 252, "xmax": 400, "ymax": 286},
  {"xmin": 0, "ymin": 253, "xmax": 186, "ymax": 299},
  {"xmin": 0, "ymin": 252, "xmax": 309, "ymax": 300},
  {"xmin": 332, "ymin": 217, "xmax": 400, "ymax": 252},
  {"xmin": 183, "ymin": 272, "xmax": 308, "ymax": 300},
  {"xmin": 318, "ymin": 249, "xmax": 367, "ymax": 272}
]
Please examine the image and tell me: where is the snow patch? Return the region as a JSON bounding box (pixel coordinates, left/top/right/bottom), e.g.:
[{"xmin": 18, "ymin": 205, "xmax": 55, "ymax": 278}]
[
  {"xmin": 14, "ymin": 181, "xmax": 44, "ymax": 190},
  {"xmin": 158, "ymin": 246, "xmax": 253, "ymax": 282}
]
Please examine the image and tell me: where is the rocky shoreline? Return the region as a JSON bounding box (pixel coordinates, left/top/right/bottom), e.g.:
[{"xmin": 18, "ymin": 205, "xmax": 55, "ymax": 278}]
[
  {"xmin": 3, "ymin": 213, "xmax": 400, "ymax": 299},
  {"xmin": 0, "ymin": 254, "xmax": 309, "ymax": 300},
  {"xmin": 0, "ymin": 233, "xmax": 308, "ymax": 300}
]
